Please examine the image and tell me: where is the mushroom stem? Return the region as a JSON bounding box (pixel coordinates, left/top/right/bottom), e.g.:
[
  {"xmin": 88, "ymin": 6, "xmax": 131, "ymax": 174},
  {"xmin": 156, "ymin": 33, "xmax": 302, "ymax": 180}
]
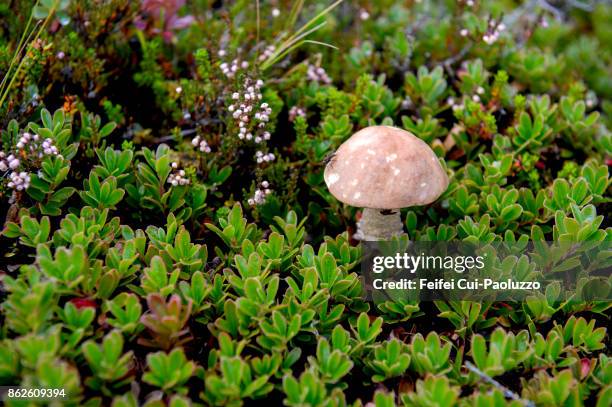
[{"xmin": 355, "ymin": 208, "xmax": 403, "ymax": 241}]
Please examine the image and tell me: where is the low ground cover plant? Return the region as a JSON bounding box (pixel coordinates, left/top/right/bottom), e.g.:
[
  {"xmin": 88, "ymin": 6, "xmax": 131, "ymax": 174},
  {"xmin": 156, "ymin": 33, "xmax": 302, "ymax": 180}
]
[{"xmin": 0, "ymin": 0, "xmax": 610, "ymax": 405}]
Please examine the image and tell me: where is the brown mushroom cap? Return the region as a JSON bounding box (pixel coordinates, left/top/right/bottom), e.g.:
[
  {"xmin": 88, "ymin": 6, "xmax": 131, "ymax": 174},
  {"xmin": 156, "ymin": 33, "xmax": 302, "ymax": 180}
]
[{"xmin": 324, "ymin": 126, "xmax": 449, "ymax": 209}]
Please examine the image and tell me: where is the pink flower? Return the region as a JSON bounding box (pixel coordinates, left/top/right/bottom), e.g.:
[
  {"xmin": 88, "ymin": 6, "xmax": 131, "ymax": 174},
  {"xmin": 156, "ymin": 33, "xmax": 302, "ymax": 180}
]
[{"xmin": 141, "ymin": 0, "xmax": 195, "ymax": 42}]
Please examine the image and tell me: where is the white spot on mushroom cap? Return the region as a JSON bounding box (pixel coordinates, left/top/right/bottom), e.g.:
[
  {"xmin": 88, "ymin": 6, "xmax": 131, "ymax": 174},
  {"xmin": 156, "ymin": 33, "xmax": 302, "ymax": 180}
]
[
  {"xmin": 326, "ymin": 173, "xmax": 340, "ymax": 185},
  {"xmin": 353, "ymin": 192, "xmax": 361, "ymax": 199},
  {"xmin": 346, "ymin": 135, "xmax": 375, "ymax": 150},
  {"xmin": 394, "ymin": 168, "xmax": 400, "ymax": 176},
  {"xmin": 351, "ymin": 179, "xmax": 358, "ymax": 186},
  {"xmin": 386, "ymin": 153, "xmax": 397, "ymax": 162},
  {"xmin": 367, "ymin": 149, "xmax": 375, "ymax": 155},
  {"xmin": 420, "ymin": 182, "xmax": 427, "ymax": 187}
]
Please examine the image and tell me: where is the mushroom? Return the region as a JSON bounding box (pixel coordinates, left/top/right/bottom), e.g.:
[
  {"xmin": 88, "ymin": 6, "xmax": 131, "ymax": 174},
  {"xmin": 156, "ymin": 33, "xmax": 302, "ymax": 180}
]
[{"xmin": 324, "ymin": 125, "xmax": 449, "ymax": 240}]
